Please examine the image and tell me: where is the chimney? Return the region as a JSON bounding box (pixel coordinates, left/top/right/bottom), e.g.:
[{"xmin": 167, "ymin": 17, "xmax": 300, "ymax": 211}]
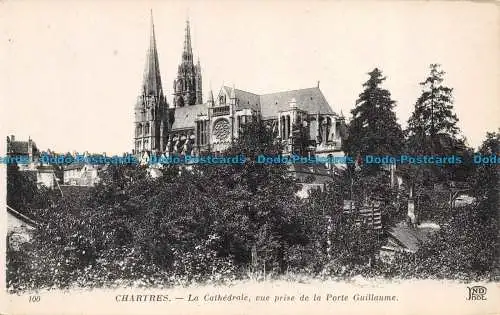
[{"xmin": 317, "ymin": 81, "xmax": 320, "ymax": 88}]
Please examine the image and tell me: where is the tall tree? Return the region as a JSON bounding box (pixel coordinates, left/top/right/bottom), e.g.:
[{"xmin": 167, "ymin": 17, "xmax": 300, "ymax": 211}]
[
  {"xmin": 471, "ymin": 130, "xmax": 500, "ymax": 218},
  {"xmin": 341, "ymin": 69, "xmax": 405, "ymax": 238},
  {"xmin": 199, "ymin": 119, "xmax": 306, "ymax": 273},
  {"xmin": 406, "ymin": 64, "xmax": 463, "ymax": 155},
  {"xmin": 343, "ymin": 68, "xmax": 404, "ymax": 160},
  {"xmin": 404, "ymin": 64, "xmax": 470, "ymax": 186}
]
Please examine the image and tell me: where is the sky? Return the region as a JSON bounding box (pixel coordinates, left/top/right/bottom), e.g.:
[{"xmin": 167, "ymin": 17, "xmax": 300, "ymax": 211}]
[{"xmin": 1, "ymin": 0, "xmax": 499, "ymax": 154}]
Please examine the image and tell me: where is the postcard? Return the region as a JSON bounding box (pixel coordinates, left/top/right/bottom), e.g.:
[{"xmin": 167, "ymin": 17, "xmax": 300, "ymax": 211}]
[{"xmin": 1, "ymin": 1, "xmax": 499, "ymax": 314}]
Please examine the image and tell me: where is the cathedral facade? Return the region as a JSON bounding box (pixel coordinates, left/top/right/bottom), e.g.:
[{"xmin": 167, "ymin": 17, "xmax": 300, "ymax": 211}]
[{"xmin": 133, "ymin": 15, "xmax": 346, "ymax": 160}]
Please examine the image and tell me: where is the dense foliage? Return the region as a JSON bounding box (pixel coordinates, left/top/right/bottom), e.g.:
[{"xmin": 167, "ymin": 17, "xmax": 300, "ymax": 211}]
[
  {"xmin": 7, "ymin": 163, "xmax": 38, "ymax": 211},
  {"xmin": 386, "ymin": 131, "xmax": 499, "ymax": 281},
  {"xmin": 404, "ymin": 64, "xmax": 471, "ymax": 184},
  {"xmin": 7, "ymin": 67, "xmax": 498, "ymax": 292},
  {"xmin": 343, "ymin": 68, "xmax": 404, "ymax": 159},
  {"xmin": 406, "ymin": 64, "xmax": 461, "ymax": 155}
]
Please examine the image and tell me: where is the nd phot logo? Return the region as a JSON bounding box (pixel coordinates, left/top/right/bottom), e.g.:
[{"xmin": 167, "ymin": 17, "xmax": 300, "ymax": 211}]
[{"xmin": 466, "ymin": 286, "xmax": 487, "ymax": 301}]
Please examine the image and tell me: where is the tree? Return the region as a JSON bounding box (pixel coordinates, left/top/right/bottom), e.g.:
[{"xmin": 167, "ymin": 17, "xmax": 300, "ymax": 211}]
[
  {"xmin": 7, "ymin": 162, "xmax": 38, "ymax": 211},
  {"xmin": 403, "ymin": 64, "xmax": 473, "ymax": 195},
  {"xmin": 340, "ymin": 68, "xmax": 405, "ymax": 241},
  {"xmin": 389, "ymin": 131, "xmax": 499, "ymax": 281},
  {"xmin": 305, "ymin": 178, "xmax": 383, "ymax": 276},
  {"xmin": 406, "ymin": 64, "xmax": 463, "ymax": 155},
  {"xmin": 197, "ymin": 119, "xmax": 306, "ymax": 273},
  {"xmin": 472, "ymin": 130, "xmax": 500, "ymax": 210},
  {"xmin": 343, "ymin": 68, "xmax": 404, "ymax": 160},
  {"xmin": 471, "ymin": 130, "xmax": 500, "ymax": 277},
  {"xmin": 291, "ymin": 121, "xmax": 310, "ymax": 156}
]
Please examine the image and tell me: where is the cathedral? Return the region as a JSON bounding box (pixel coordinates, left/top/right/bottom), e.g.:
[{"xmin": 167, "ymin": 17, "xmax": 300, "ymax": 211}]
[{"xmin": 133, "ymin": 14, "xmax": 346, "ymax": 160}]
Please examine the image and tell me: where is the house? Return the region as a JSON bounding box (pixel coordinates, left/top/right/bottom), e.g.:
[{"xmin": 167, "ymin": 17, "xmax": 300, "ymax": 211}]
[
  {"xmin": 6, "ymin": 135, "xmax": 39, "ymax": 167},
  {"xmin": 63, "ymin": 163, "xmax": 105, "ymax": 186},
  {"xmin": 35, "ymin": 165, "xmax": 58, "ymax": 188},
  {"xmin": 7, "ymin": 205, "xmax": 38, "ymax": 251},
  {"xmin": 6, "ymin": 135, "xmax": 62, "ymax": 188},
  {"xmin": 380, "ymin": 221, "xmax": 440, "ymax": 262}
]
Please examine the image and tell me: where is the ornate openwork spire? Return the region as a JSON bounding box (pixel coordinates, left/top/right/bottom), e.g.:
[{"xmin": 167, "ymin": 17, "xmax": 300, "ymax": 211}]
[
  {"xmin": 174, "ymin": 19, "xmax": 202, "ymax": 107},
  {"xmin": 182, "ymin": 20, "xmax": 194, "ymax": 64}
]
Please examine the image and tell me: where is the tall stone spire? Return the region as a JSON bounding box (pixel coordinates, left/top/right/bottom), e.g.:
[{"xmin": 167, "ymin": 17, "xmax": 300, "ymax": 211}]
[
  {"xmin": 195, "ymin": 56, "xmax": 203, "ymax": 104},
  {"xmin": 182, "ymin": 20, "xmax": 194, "ymax": 64},
  {"xmin": 207, "ymin": 88, "xmax": 214, "ymax": 106},
  {"xmin": 134, "ymin": 10, "xmax": 169, "ymax": 156},
  {"xmin": 142, "ymin": 10, "xmax": 163, "ymax": 97},
  {"xmin": 173, "ymin": 19, "xmax": 202, "ymax": 107}
]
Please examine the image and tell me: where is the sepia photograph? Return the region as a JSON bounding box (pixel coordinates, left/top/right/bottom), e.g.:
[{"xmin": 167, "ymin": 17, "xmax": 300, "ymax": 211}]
[{"xmin": 1, "ymin": 1, "xmax": 499, "ymax": 314}]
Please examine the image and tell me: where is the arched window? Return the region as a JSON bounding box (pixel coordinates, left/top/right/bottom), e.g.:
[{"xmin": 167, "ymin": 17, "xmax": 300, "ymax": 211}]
[
  {"xmin": 280, "ymin": 116, "xmax": 285, "ymax": 138},
  {"xmin": 136, "ymin": 124, "xmax": 142, "ymax": 137},
  {"xmin": 145, "ymin": 122, "xmax": 150, "ymax": 135},
  {"xmin": 325, "ymin": 117, "xmax": 332, "ymax": 142},
  {"xmin": 286, "ymin": 115, "xmax": 291, "ymax": 139}
]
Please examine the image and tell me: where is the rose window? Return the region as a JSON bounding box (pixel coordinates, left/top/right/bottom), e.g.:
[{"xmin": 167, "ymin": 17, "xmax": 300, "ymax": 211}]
[{"xmin": 213, "ymin": 119, "xmax": 230, "ymax": 141}]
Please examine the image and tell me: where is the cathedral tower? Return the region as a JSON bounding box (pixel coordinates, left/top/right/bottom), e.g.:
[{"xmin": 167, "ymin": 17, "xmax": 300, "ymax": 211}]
[
  {"xmin": 134, "ymin": 12, "xmax": 169, "ymax": 155},
  {"xmin": 173, "ymin": 20, "xmax": 203, "ymax": 107}
]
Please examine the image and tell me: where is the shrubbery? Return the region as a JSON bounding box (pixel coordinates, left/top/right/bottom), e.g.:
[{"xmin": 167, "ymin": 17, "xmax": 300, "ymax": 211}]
[{"xmin": 6, "ymin": 125, "xmax": 499, "ymax": 292}]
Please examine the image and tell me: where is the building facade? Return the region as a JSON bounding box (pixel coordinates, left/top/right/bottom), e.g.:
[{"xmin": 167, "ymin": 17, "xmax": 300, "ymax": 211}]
[
  {"xmin": 6, "ymin": 135, "xmax": 39, "ymax": 167},
  {"xmin": 63, "ymin": 163, "xmax": 103, "ymax": 186},
  {"xmin": 6, "ymin": 135, "xmax": 59, "ymax": 188},
  {"xmin": 133, "ymin": 15, "xmax": 347, "ymax": 160}
]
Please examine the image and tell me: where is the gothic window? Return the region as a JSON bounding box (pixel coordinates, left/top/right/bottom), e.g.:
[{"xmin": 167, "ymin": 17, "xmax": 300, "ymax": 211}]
[
  {"xmin": 197, "ymin": 122, "xmax": 204, "ymax": 146},
  {"xmin": 213, "ymin": 119, "xmax": 230, "ymax": 141},
  {"xmin": 136, "ymin": 140, "xmax": 141, "ymax": 152},
  {"xmin": 237, "ymin": 116, "xmax": 242, "ymax": 133},
  {"xmin": 280, "ymin": 116, "xmax": 285, "ymax": 138},
  {"xmin": 136, "ymin": 124, "xmax": 142, "ymax": 137},
  {"xmin": 219, "ymin": 95, "xmax": 226, "ymax": 105},
  {"xmin": 204, "ymin": 121, "xmax": 209, "ymax": 145},
  {"xmin": 196, "ymin": 122, "xmax": 200, "ymax": 146},
  {"xmin": 286, "ymin": 115, "xmax": 291, "ymax": 139},
  {"xmin": 199, "ymin": 120, "xmax": 208, "ymax": 146},
  {"xmin": 145, "ymin": 123, "xmax": 150, "ymax": 135}
]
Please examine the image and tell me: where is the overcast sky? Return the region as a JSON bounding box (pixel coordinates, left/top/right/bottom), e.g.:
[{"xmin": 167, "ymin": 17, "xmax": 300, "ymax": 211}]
[{"xmin": 1, "ymin": 0, "xmax": 498, "ymax": 154}]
